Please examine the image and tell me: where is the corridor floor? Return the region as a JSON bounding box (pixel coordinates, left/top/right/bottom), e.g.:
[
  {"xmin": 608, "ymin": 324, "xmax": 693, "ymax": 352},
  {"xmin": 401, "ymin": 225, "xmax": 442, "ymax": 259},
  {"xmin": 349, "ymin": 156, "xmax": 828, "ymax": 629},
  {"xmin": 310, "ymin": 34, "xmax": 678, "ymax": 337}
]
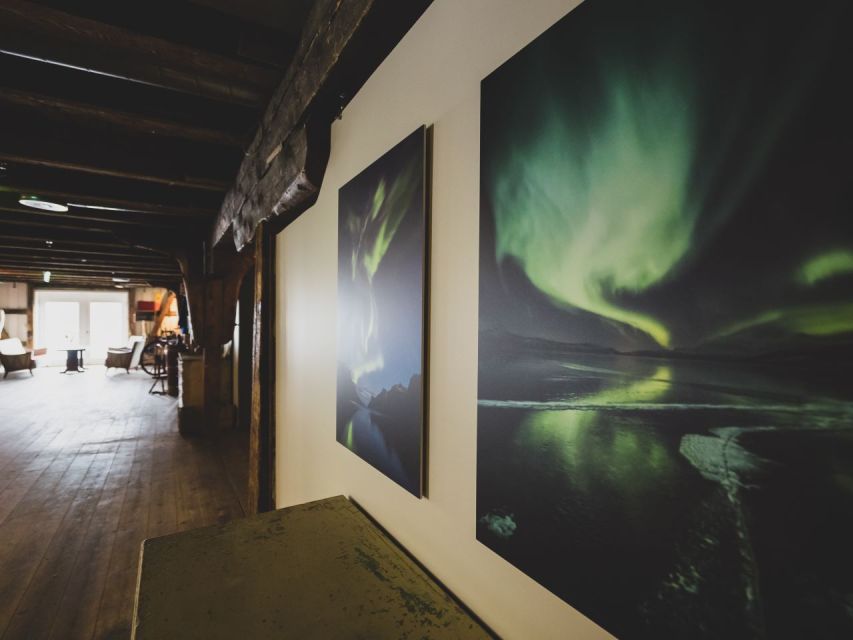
[{"xmin": 0, "ymin": 366, "xmax": 245, "ymax": 639}]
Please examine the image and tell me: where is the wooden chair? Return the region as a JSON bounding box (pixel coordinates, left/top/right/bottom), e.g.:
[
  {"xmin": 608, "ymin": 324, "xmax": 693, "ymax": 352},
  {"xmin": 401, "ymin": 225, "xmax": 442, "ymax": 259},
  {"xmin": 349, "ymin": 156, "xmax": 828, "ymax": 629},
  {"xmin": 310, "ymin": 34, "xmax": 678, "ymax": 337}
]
[
  {"xmin": 105, "ymin": 336, "xmax": 145, "ymax": 373},
  {"xmin": 0, "ymin": 338, "xmax": 34, "ymax": 378}
]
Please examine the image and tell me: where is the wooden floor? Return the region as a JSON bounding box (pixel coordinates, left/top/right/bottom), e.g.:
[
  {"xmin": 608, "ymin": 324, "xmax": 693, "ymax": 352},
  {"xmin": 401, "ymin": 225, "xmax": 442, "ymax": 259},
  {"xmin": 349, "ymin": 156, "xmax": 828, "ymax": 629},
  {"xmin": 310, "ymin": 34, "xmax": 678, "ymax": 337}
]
[{"xmin": 0, "ymin": 366, "xmax": 246, "ymax": 640}]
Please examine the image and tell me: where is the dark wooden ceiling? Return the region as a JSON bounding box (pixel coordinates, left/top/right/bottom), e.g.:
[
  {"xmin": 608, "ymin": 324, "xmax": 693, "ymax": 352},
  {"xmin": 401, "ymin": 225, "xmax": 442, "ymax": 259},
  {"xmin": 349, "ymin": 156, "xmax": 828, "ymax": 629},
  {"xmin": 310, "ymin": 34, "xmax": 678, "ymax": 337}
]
[{"xmin": 0, "ymin": 0, "xmax": 312, "ymax": 290}]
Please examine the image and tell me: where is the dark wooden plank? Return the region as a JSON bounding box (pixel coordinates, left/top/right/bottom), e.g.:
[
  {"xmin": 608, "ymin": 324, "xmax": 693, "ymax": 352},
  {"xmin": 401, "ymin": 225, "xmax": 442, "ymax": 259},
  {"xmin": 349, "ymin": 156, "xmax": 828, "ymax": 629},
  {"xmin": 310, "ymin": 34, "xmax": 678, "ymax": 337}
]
[
  {"xmin": 248, "ymin": 224, "xmax": 275, "ymax": 514},
  {"xmin": 0, "ymin": 213, "xmax": 124, "ymax": 235},
  {"xmin": 0, "ymin": 265, "xmax": 180, "ymax": 283},
  {"xmin": 211, "ymin": 0, "xmax": 362, "ymax": 249},
  {"xmin": 173, "ymin": 436, "xmax": 207, "ymax": 532},
  {"xmin": 0, "ymin": 270, "xmax": 167, "ymax": 288},
  {"xmin": 216, "ymin": 429, "xmax": 250, "ymax": 517},
  {"xmin": 0, "ymin": 424, "xmax": 70, "ymax": 519},
  {"xmin": 0, "ymin": 88, "xmax": 245, "ymax": 147},
  {"xmin": 0, "ymin": 109, "xmax": 241, "ymax": 183},
  {"xmin": 0, "ymin": 184, "xmax": 214, "ymax": 218},
  {"xmin": 0, "ymin": 0, "xmax": 277, "ymax": 107},
  {"xmin": 0, "ymin": 150, "xmax": 229, "ymax": 192},
  {"xmin": 0, "ymin": 229, "xmax": 167, "ymax": 249},
  {"xmin": 0, "ymin": 422, "xmax": 100, "ymax": 635},
  {"xmin": 146, "ymin": 445, "xmax": 179, "ymax": 540},
  {"xmin": 212, "ymin": 0, "xmax": 432, "ymax": 250},
  {"xmin": 0, "ymin": 243, "xmax": 173, "ymax": 261},
  {"xmin": 48, "ymin": 424, "xmax": 141, "ymax": 640},
  {"xmin": 0, "ymin": 161, "xmax": 226, "ymax": 212},
  {"xmin": 91, "ymin": 412, "xmax": 155, "ymax": 639},
  {"xmin": 3, "ymin": 421, "xmax": 129, "ymax": 639},
  {"xmin": 0, "ymin": 257, "xmax": 180, "ymax": 277},
  {"xmin": 0, "ymin": 367, "xmax": 246, "ymax": 638},
  {"xmin": 0, "ymin": 203, "xmax": 202, "ymax": 228},
  {"xmin": 0, "ymin": 248, "xmax": 180, "ymax": 268}
]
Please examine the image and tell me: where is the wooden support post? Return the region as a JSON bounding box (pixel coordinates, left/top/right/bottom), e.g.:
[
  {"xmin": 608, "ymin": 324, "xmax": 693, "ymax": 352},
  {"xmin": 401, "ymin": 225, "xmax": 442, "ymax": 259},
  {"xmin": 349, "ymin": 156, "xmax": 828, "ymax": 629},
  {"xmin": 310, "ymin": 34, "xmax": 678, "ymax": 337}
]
[
  {"xmin": 26, "ymin": 283, "xmax": 34, "ymax": 350},
  {"xmin": 248, "ymin": 222, "xmax": 275, "ymax": 514},
  {"xmin": 176, "ymin": 240, "xmax": 251, "ymax": 433},
  {"xmin": 237, "ymin": 272, "xmax": 255, "ymax": 431},
  {"xmin": 201, "ymin": 277, "xmax": 225, "ymax": 427}
]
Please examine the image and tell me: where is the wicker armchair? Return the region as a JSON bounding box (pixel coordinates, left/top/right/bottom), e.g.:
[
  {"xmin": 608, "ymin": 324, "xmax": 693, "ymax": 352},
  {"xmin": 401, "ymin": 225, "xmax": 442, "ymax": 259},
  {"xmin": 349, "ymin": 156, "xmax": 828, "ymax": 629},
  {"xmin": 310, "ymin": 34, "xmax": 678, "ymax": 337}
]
[
  {"xmin": 105, "ymin": 336, "xmax": 145, "ymax": 373},
  {"xmin": 0, "ymin": 338, "xmax": 34, "ymax": 378}
]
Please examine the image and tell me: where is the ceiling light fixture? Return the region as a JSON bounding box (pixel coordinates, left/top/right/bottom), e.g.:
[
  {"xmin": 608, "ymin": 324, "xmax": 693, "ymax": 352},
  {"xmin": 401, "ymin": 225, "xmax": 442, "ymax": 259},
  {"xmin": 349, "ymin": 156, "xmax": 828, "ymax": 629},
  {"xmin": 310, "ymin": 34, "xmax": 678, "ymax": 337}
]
[
  {"xmin": 43, "ymin": 270, "xmax": 51, "ymax": 283},
  {"xmin": 112, "ymin": 277, "xmax": 130, "ymax": 283},
  {"xmin": 19, "ymin": 195, "xmax": 69, "ymax": 212},
  {"xmin": 68, "ymin": 202, "xmax": 143, "ymax": 213}
]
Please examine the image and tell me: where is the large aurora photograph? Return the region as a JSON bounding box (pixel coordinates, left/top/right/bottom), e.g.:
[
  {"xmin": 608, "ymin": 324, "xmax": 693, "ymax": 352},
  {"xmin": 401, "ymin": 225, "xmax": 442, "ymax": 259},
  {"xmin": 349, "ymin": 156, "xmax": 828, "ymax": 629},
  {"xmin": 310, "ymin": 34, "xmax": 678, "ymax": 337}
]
[
  {"xmin": 476, "ymin": 0, "xmax": 853, "ymax": 638},
  {"xmin": 337, "ymin": 127, "xmax": 427, "ymax": 497}
]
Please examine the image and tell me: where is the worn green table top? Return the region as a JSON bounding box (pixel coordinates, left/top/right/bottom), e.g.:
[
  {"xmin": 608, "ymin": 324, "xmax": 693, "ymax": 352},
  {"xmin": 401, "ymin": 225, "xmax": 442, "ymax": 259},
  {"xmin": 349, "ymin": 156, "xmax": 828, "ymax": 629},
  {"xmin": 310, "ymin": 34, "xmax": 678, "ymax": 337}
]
[{"xmin": 132, "ymin": 495, "xmax": 494, "ymax": 639}]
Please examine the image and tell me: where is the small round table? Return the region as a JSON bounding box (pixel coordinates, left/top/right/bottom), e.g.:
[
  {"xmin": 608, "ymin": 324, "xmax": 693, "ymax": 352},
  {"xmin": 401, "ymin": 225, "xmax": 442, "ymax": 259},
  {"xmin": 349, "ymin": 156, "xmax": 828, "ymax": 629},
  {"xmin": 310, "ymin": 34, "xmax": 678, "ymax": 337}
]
[{"xmin": 61, "ymin": 347, "xmax": 86, "ymax": 373}]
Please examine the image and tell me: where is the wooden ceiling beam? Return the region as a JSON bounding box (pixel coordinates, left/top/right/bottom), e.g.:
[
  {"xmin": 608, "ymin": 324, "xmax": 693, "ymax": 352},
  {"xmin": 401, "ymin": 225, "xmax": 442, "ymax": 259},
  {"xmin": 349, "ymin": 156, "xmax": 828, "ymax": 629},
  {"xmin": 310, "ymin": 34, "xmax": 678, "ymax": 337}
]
[
  {"xmin": 0, "ymin": 205, "xmax": 194, "ymax": 229},
  {"xmin": 0, "ymin": 244, "xmax": 171, "ymax": 261},
  {"xmin": 0, "ymin": 0, "xmax": 277, "ymax": 107},
  {"xmin": 0, "ymin": 257, "xmax": 181, "ymax": 278},
  {"xmin": 0, "ymin": 245, "xmax": 181, "ymax": 265},
  {"xmin": 0, "ymin": 258, "xmax": 180, "ymax": 277},
  {"xmin": 0, "ymin": 55, "xmax": 259, "ymax": 138},
  {"xmin": 0, "ymin": 213, "xmax": 184, "ymax": 239},
  {"xmin": 212, "ymin": 0, "xmax": 432, "ymax": 250},
  {"xmin": 0, "ymin": 88, "xmax": 245, "ymax": 148},
  {"xmin": 0, "ymin": 244, "xmax": 173, "ymax": 261},
  {"xmin": 0, "ymin": 94, "xmax": 239, "ymax": 190},
  {"xmin": 0, "ymin": 268, "xmax": 167, "ymax": 284},
  {"xmin": 0, "ymin": 264, "xmax": 181, "ymax": 281},
  {"xmin": 0, "ymin": 267, "xmax": 180, "ymax": 283},
  {"xmin": 0, "ymin": 160, "xmax": 226, "ymax": 210},
  {"xmin": 0, "ymin": 151, "xmax": 229, "ymax": 192},
  {"xmin": 0, "ymin": 264, "xmax": 174, "ymax": 278},
  {"xmin": 0, "ymin": 245, "xmax": 169, "ymax": 264},
  {"xmin": 0, "ymin": 230, "xmax": 159, "ymax": 250},
  {"xmin": 0, "ymin": 183, "xmax": 215, "ymax": 219}
]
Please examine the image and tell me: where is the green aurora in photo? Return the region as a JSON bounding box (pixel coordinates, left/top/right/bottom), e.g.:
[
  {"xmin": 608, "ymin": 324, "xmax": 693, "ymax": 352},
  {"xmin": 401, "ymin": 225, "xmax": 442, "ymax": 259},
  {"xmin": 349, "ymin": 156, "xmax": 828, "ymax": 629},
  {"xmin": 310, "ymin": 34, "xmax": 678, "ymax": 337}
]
[
  {"xmin": 337, "ymin": 128, "xmax": 427, "ymax": 497},
  {"xmin": 477, "ymin": 0, "xmax": 853, "ymax": 638}
]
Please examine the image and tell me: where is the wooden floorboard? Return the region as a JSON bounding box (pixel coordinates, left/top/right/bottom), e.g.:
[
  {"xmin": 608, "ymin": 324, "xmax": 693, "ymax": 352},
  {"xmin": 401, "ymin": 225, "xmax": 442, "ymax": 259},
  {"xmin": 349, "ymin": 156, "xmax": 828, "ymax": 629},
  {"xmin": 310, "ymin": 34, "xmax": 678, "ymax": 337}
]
[
  {"xmin": 216, "ymin": 429, "xmax": 251, "ymax": 516},
  {"xmin": 0, "ymin": 366, "xmax": 248, "ymax": 640}
]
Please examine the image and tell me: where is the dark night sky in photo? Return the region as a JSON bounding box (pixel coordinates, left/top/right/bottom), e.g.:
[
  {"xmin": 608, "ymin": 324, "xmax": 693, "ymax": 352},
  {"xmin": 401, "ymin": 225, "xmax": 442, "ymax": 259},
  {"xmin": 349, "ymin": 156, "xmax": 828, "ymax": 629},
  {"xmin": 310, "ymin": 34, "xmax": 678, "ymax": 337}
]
[
  {"xmin": 477, "ymin": 1, "xmax": 853, "ymax": 637},
  {"xmin": 338, "ymin": 129, "xmax": 426, "ymax": 396},
  {"xmin": 479, "ymin": 0, "xmax": 853, "ymax": 355}
]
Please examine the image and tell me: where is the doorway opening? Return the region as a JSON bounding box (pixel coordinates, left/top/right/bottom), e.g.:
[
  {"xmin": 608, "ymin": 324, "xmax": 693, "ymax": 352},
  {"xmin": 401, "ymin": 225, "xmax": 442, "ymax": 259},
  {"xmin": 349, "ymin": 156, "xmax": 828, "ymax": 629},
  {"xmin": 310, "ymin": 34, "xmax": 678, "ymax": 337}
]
[{"xmin": 34, "ymin": 289, "xmax": 130, "ymax": 366}]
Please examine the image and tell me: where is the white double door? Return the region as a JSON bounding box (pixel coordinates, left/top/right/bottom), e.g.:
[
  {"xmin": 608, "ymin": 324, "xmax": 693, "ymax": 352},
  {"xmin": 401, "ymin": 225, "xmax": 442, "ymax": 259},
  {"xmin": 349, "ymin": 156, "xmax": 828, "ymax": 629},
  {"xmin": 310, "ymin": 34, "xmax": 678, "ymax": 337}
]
[{"xmin": 35, "ymin": 290, "xmax": 129, "ymax": 365}]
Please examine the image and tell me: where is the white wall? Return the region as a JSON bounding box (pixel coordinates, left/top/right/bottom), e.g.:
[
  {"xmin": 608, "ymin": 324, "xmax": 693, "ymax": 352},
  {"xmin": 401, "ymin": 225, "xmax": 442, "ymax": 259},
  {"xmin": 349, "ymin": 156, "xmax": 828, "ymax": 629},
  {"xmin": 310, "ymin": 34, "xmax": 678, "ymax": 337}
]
[
  {"xmin": 276, "ymin": 1, "xmax": 612, "ymax": 638},
  {"xmin": 0, "ymin": 282, "xmax": 29, "ymax": 342}
]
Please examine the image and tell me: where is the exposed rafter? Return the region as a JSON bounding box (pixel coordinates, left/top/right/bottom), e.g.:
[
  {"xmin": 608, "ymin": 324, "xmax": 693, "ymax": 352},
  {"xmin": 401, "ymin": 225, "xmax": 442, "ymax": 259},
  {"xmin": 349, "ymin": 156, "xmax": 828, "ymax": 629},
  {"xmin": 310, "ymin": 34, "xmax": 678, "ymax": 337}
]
[
  {"xmin": 0, "ymin": 191, "xmax": 212, "ymax": 222},
  {"xmin": 0, "ymin": 88, "xmax": 246, "ymax": 148},
  {"xmin": 0, "ymin": 172, "xmax": 222, "ymax": 215},
  {"xmin": 0, "ymin": 206, "xmax": 199, "ymax": 229},
  {"xmin": 0, "ymin": 259, "xmax": 180, "ymax": 277},
  {"xmin": 0, "ymin": 0, "xmax": 431, "ymax": 367},
  {"xmin": 0, "ymin": 0, "xmax": 277, "ymax": 107},
  {"xmin": 0, "ymin": 243, "xmax": 168, "ymax": 260},
  {"xmin": 0, "ymin": 228, "xmax": 171, "ymax": 252},
  {"xmin": 0, "ymin": 151, "xmax": 230, "ymax": 192},
  {"xmin": 212, "ymin": 0, "xmax": 432, "ymax": 250},
  {"xmin": 0, "ymin": 267, "xmax": 178, "ymax": 287}
]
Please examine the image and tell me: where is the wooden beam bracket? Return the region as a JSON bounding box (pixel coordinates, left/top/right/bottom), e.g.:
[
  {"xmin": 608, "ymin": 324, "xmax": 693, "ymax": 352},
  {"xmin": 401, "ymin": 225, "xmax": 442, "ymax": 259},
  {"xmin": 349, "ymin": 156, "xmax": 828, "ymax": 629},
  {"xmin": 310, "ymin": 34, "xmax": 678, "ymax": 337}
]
[{"xmin": 211, "ymin": 0, "xmax": 432, "ymax": 252}]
